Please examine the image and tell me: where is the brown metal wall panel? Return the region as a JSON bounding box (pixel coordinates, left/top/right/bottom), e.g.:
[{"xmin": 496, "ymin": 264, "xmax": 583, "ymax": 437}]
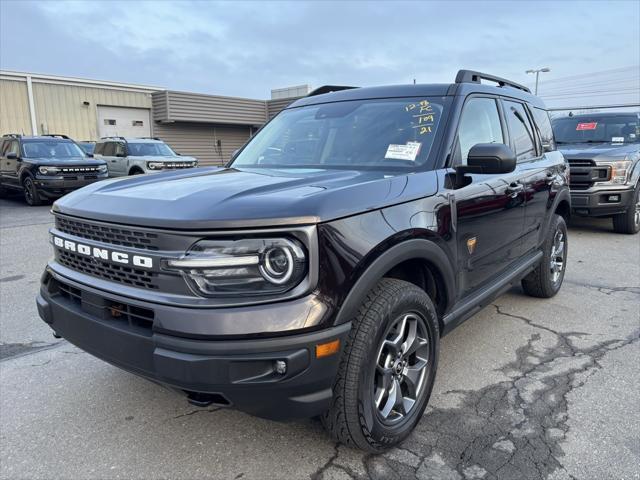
[
  {"xmin": 266, "ymin": 97, "xmax": 300, "ymax": 119},
  {"xmin": 0, "ymin": 79, "xmax": 31, "ymax": 135},
  {"xmin": 152, "ymin": 122, "xmax": 252, "ymax": 166}
]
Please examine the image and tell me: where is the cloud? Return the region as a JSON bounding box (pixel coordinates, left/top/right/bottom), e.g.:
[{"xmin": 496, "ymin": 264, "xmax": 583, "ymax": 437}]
[{"xmin": 1, "ymin": 0, "xmax": 638, "ymax": 105}]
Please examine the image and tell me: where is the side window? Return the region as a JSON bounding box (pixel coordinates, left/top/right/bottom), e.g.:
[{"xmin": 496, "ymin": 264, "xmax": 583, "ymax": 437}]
[
  {"xmin": 503, "ymin": 100, "xmax": 537, "ymax": 161},
  {"xmin": 0, "ymin": 140, "xmax": 6, "ymax": 155},
  {"xmin": 102, "ymin": 142, "xmax": 115, "ymax": 156},
  {"xmin": 114, "ymin": 142, "xmax": 126, "ymax": 156},
  {"xmin": 454, "ymin": 97, "xmax": 504, "ymax": 165},
  {"xmin": 531, "ymin": 107, "xmax": 556, "ymax": 152},
  {"xmin": 5, "ymin": 141, "xmax": 20, "ymax": 156},
  {"xmin": 94, "ymin": 143, "xmax": 104, "ymax": 155}
]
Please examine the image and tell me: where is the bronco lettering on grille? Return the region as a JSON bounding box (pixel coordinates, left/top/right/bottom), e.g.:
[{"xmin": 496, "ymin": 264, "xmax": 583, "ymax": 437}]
[{"xmin": 52, "ymin": 236, "xmax": 153, "ymax": 269}]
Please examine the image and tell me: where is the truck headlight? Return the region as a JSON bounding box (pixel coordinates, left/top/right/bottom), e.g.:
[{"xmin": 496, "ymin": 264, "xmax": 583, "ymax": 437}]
[
  {"xmin": 147, "ymin": 161, "xmax": 165, "ymax": 170},
  {"xmin": 165, "ymin": 238, "xmax": 307, "ymax": 297},
  {"xmin": 610, "ymin": 160, "xmax": 632, "ymax": 184},
  {"xmin": 97, "ymin": 164, "xmax": 108, "ymax": 173},
  {"xmin": 38, "ymin": 166, "xmax": 60, "ymax": 175}
]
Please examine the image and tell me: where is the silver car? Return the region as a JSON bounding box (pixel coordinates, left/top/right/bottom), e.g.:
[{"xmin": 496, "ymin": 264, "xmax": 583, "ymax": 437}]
[{"xmin": 94, "ymin": 137, "xmax": 198, "ymax": 177}]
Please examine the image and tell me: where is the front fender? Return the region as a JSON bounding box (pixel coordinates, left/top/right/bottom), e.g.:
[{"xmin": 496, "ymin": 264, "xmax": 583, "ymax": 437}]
[{"xmin": 333, "ymin": 238, "xmax": 456, "ymax": 326}]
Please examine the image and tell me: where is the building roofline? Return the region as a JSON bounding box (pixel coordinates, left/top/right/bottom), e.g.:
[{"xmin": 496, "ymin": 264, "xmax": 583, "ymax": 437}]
[{"xmin": 0, "ymin": 70, "xmax": 163, "ymax": 93}]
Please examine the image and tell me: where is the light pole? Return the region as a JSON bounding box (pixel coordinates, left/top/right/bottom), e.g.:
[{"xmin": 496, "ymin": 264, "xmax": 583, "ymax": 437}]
[{"xmin": 525, "ymin": 67, "xmax": 550, "ymax": 95}]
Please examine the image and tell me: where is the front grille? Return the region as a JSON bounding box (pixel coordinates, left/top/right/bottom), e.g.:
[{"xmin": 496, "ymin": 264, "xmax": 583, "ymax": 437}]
[
  {"xmin": 55, "ymin": 216, "xmax": 159, "ymax": 250},
  {"xmin": 57, "ymin": 249, "xmax": 159, "ymax": 290},
  {"xmin": 568, "ymin": 159, "xmax": 609, "ymax": 190},
  {"xmin": 59, "ymin": 166, "xmax": 103, "ymax": 174},
  {"xmin": 55, "ymin": 279, "xmax": 154, "ymax": 333}
]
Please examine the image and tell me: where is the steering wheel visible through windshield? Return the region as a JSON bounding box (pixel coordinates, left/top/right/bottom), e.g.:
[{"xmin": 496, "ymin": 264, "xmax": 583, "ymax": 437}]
[{"xmin": 231, "ymin": 97, "xmax": 447, "ymax": 170}]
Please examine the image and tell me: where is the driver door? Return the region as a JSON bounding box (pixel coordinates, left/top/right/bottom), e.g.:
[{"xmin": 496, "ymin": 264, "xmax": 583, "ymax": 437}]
[{"xmin": 451, "ymin": 96, "xmax": 527, "ymax": 298}]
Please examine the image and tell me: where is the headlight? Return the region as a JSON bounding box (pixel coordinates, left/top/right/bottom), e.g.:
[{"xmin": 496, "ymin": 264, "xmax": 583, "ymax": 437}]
[
  {"xmin": 165, "ymin": 237, "xmax": 307, "ymax": 297},
  {"xmin": 97, "ymin": 164, "xmax": 108, "ymax": 173},
  {"xmin": 147, "ymin": 161, "xmax": 166, "ymax": 170},
  {"xmin": 38, "ymin": 166, "xmax": 60, "ymax": 175},
  {"xmin": 609, "ymin": 160, "xmax": 632, "ymax": 184}
]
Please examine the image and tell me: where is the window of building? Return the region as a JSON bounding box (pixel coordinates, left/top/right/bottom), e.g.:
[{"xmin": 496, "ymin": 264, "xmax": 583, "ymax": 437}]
[
  {"xmin": 104, "ymin": 119, "xmax": 117, "ymax": 126},
  {"xmin": 132, "ymin": 120, "xmax": 144, "ymax": 127}
]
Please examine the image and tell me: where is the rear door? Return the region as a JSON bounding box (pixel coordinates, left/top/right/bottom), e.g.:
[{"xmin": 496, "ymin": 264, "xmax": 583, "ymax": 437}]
[
  {"xmin": 3, "ymin": 140, "xmax": 21, "ymax": 187},
  {"xmin": 502, "ymin": 100, "xmax": 556, "ymax": 254},
  {"xmin": 451, "ymin": 96, "xmax": 527, "ymax": 297}
]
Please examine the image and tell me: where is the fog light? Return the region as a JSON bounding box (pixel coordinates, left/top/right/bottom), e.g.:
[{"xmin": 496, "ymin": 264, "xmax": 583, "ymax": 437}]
[
  {"xmin": 608, "ymin": 195, "xmax": 620, "ymax": 202},
  {"xmin": 275, "ymin": 360, "xmax": 287, "ymax": 375}
]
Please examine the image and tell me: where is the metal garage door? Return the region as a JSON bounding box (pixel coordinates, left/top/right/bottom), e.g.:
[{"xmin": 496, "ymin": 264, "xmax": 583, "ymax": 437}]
[{"xmin": 97, "ymin": 106, "xmax": 151, "ymax": 138}]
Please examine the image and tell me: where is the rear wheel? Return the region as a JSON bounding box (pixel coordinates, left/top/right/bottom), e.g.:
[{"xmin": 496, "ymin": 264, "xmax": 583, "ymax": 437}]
[
  {"xmin": 129, "ymin": 168, "xmax": 144, "ymax": 175},
  {"xmin": 612, "ymin": 186, "xmax": 639, "ymax": 234},
  {"xmin": 522, "ymin": 214, "xmax": 567, "ymax": 298},
  {"xmin": 22, "ymin": 176, "xmax": 43, "ymax": 206},
  {"xmin": 321, "ymin": 278, "xmax": 439, "ymax": 452}
]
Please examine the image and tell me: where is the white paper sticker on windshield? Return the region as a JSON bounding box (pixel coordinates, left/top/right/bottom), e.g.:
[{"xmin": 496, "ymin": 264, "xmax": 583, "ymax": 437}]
[
  {"xmin": 611, "ymin": 136, "xmax": 625, "ymax": 143},
  {"xmin": 385, "ymin": 142, "xmax": 421, "ymax": 161}
]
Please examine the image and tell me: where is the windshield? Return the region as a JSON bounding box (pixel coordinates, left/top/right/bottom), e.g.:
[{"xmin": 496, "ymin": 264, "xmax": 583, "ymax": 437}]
[
  {"xmin": 231, "ymin": 97, "xmax": 447, "ymax": 169},
  {"xmin": 22, "ymin": 141, "xmax": 86, "ymax": 159},
  {"xmin": 78, "ymin": 143, "xmax": 95, "ymax": 154},
  {"xmin": 127, "ymin": 142, "xmax": 175, "ymax": 156},
  {"xmin": 552, "ymin": 114, "xmax": 639, "ymax": 144}
]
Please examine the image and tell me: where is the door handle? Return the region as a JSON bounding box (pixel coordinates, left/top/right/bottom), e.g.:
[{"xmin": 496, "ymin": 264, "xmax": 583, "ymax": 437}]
[{"xmin": 506, "ymin": 182, "xmax": 524, "ymax": 198}]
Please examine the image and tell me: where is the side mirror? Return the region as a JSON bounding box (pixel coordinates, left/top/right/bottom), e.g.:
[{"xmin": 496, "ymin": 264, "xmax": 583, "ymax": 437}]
[
  {"xmin": 86, "ymin": 153, "xmax": 94, "ymax": 158},
  {"xmin": 454, "ymin": 143, "xmax": 516, "ymax": 187},
  {"xmin": 6, "ymin": 153, "xmax": 18, "ymax": 160},
  {"xmin": 116, "ymin": 152, "xmax": 126, "ymax": 158}
]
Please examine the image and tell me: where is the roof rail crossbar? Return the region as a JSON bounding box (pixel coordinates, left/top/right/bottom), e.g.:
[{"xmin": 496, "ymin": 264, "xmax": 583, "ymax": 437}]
[
  {"xmin": 2, "ymin": 133, "xmax": 23, "ymax": 138},
  {"xmin": 307, "ymin": 85, "xmax": 359, "ymax": 97},
  {"xmin": 455, "ymin": 70, "xmax": 531, "ymax": 94},
  {"xmin": 41, "ymin": 134, "xmax": 70, "ymax": 139},
  {"xmin": 138, "ymin": 137, "xmax": 162, "ymax": 141},
  {"xmin": 100, "ymin": 136, "xmax": 126, "ymax": 140}
]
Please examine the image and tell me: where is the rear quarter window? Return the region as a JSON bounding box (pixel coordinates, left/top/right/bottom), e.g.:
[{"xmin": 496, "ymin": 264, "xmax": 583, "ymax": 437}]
[{"xmin": 531, "ymin": 108, "xmax": 556, "ymax": 151}]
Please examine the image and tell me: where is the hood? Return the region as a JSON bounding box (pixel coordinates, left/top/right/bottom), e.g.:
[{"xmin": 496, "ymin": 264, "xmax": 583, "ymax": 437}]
[
  {"xmin": 28, "ymin": 156, "xmax": 106, "ymax": 166},
  {"xmin": 53, "ymin": 166, "xmax": 438, "ymax": 229},
  {"xmin": 558, "ymin": 142, "xmax": 639, "ymax": 161}
]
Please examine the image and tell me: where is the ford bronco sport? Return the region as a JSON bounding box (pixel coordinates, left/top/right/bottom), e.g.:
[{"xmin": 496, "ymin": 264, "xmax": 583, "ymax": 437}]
[
  {"xmin": 93, "ymin": 137, "xmax": 198, "ymax": 176},
  {"xmin": 0, "ymin": 134, "xmax": 108, "ymax": 206},
  {"xmin": 552, "ymin": 112, "xmax": 639, "ymax": 234},
  {"xmin": 37, "ymin": 70, "xmax": 570, "ymax": 451}
]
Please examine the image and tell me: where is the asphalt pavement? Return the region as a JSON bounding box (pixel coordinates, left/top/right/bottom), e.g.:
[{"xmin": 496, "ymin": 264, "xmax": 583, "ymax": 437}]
[{"xmin": 0, "ymin": 194, "xmax": 638, "ymax": 480}]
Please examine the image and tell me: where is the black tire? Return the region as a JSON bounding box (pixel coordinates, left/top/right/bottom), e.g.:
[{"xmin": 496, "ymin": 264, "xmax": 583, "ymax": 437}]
[
  {"xmin": 521, "ymin": 214, "xmax": 567, "ymax": 298},
  {"xmin": 0, "ymin": 183, "xmax": 7, "ymax": 198},
  {"xmin": 129, "ymin": 168, "xmax": 144, "ymax": 175},
  {"xmin": 612, "ymin": 186, "xmax": 639, "ymax": 234},
  {"xmin": 321, "ymin": 278, "xmax": 439, "ymax": 452},
  {"xmin": 22, "ymin": 176, "xmax": 43, "ymax": 206}
]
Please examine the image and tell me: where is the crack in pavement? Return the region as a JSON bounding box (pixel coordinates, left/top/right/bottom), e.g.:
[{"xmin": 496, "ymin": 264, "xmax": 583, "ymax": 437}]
[
  {"xmin": 564, "ymin": 279, "xmax": 640, "ymax": 296},
  {"xmin": 310, "ymin": 307, "xmax": 639, "ymax": 480},
  {"xmin": 170, "ymin": 407, "xmax": 222, "ymax": 421},
  {"xmin": 0, "ymin": 341, "xmax": 61, "ymax": 361}
]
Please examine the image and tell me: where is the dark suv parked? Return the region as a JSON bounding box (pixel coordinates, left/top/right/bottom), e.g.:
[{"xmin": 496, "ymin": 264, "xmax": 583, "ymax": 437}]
[
  {"xmin": 37, "ymin": 71, "xmax": 570, "ymax": 451},
  {"xmin": 0, "ymin": 134, "xmax": 108, "ymax": 205},
  {"xmin": 552, "ymin": 112, "xmax": 639, "ymax": 234}
]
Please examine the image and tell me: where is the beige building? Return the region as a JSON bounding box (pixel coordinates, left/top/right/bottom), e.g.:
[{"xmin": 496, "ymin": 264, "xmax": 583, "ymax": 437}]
[{"xmin": 0, "ymin": 71, "xmax": 304, "ymax": 166}]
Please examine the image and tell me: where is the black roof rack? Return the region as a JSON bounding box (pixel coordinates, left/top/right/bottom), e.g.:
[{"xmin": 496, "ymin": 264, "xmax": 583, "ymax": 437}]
[
  {"xmin": 2, "ymin": 133, "xmax": 23, "ymax": 138},
  {"xmin": 307, "ymin": 85, "xmax": 359, "ymax": 97},
  {"xmin": 455, "ymin": 70, "xmax": 531, "ymax": 94},
  {"xmin": 100, "ymin": 136, "xmax": 126, "ymax": 140},
  {"xmin": 40, "ymin": 134, "xmax": 70, "ymax": 139},
  {"xmin": 138, "ymin": 137, "xmax": 162, "ymax": 141}
]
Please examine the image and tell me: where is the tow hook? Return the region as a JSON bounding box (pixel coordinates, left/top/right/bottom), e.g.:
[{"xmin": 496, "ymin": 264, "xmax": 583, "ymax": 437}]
[{"xmin": 185, "ymin": 391, "xmax": 231, "ymax": 408}]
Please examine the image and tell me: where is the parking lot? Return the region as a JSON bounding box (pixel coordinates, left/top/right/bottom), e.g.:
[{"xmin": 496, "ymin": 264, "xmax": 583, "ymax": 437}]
[{"xmin": 0, "ymin": 195, "xmax": 638, "ymax": 480}]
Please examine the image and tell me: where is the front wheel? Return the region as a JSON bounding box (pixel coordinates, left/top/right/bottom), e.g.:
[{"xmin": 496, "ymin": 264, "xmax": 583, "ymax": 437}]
[
  {"xmin": 22, "ymin": 176, "xmax": 43, "ymax": 206},
  {"xmin": 321, "ymin": 278, "xmax": 439, "ymax": 452},
  {"xmin": 612, "ymin": 186, "xmax": 640, "ymax": 234},
  {"xmin": 521, "ymin": 214, "xmax": 567, "ymax": 298}
]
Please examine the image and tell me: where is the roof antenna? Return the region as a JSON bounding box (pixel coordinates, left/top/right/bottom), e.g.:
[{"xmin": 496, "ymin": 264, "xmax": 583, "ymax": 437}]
[{"xmin": 413, "ymin": 78, "xmax": 416, "ymax": 85}]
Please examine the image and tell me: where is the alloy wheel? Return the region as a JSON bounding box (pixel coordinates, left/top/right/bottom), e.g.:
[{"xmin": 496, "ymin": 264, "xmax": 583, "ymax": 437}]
[
  {"xmin": 24, "ymin": 179, "xmax": 34, "ymax": 205},
  {"xmin": 373, "ymin": 313, "xmax": 430, "ymax": 424},
  {"xmin": 634, "ymin": 196, "xmax": 640, "ymax": 229},
  {"xmin": 549, "ymin": 229, "xmax": 565, "ymax": 283}
]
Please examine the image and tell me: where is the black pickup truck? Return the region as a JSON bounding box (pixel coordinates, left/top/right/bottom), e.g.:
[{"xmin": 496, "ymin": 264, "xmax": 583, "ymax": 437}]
[
  {"xmin": 37, "ymin": 70, "xmax": 570, "ymax": 451},
  {"xmin": 552, "ymin": 112, "xmax": 639, "ymax": 234}
]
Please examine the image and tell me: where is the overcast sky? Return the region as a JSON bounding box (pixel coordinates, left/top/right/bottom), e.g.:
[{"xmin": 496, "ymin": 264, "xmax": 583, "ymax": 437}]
[{"xmin": 1, "ymin": 0, "xmax": 638, "ymax": 106}]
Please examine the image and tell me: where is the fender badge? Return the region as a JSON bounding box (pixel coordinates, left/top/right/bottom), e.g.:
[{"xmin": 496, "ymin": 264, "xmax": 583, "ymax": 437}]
[{"xmin": 467, "ymin": 237, "xmax": 477, "ymax": 255}]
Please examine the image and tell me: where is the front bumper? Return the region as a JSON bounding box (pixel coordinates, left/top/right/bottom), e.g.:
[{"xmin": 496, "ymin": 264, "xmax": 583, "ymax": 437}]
[
  {"xmin": 37, "ymin": 269, "xmax": 349, "ymax": 420},
  {"xmin": 570, "ymin": 187, "xmax": 635, "ymax": 217},
  {"xmin": 35, "ymin": 175, "xmax": 108, "ymax": 198}
]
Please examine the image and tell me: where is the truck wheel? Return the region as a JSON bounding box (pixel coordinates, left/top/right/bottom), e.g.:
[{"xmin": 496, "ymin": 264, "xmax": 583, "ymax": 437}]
[
  {"xmin": 522, "ymin": 214, "xmax": 567, "ymax": 298},
  {"xmin": 612, "ymin": 186, "xmax": 640, "ymax": 234},
  {"xmin": 322, "ymin": 278, "xmax": 439, "ymax": 452},
  {"xmin": 129, "ymin": 168, "xmax": 144, "ymax": 175},
  {"xmin": 22, "ymin": 176, "xmax": 43, "ymax": 206}
]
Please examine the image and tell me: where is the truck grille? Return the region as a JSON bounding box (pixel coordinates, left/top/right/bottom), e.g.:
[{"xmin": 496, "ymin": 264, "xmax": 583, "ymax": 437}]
[
  {"xmin": 57, "ymin": 249, "xmax": 159, "ymax": 290},
  {"xmin": 55, "ymin": 216, "xmax": 159, "ymax": 251},
  {"xmin": 567, "ymin": 159, "xmax": 609, "ymax": 190}
]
